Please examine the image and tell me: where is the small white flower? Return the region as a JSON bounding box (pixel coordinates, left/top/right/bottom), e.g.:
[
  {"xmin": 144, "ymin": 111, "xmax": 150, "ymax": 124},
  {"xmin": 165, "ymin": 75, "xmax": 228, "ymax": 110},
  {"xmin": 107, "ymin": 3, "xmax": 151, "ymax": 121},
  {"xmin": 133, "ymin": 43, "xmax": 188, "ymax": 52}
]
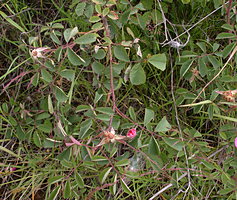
[{"xmin": 30, "ymin": 47, "xmax": 49, "ymax": 59}]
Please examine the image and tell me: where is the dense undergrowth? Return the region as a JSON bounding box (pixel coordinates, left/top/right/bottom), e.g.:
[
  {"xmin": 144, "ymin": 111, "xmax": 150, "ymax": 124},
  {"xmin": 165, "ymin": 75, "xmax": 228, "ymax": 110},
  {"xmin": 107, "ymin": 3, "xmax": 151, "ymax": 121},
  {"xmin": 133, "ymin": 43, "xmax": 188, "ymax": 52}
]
[{"xmin": 0, "ymin": 0, "xmax": 237, "ymax": 199}]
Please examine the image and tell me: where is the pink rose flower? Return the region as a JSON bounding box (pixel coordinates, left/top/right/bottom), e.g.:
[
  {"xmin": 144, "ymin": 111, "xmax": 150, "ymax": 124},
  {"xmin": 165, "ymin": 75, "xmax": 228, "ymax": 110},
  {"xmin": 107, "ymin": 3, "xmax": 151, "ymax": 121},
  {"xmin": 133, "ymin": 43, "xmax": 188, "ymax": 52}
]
[
  {"xmin": 235, "ymin": 137, "xmax": 237, "ymax": 148},
  {"xmin": 127, "ymin": 128, "xmax": 136, "ymax": 139}
]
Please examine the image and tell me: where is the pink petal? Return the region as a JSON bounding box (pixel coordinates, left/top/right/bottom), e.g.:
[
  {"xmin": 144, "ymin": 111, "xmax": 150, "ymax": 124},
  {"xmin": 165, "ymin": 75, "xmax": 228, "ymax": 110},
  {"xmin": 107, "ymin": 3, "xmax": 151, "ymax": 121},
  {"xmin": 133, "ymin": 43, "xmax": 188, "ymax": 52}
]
[
  {"xmin": 215, "ymin": 91, "xmax": 222, "ymax": 94},
  {"xmin": 69, "ymin": 136, "xmax": 82, "ymax": 146},
  {"xmin": 126, "ymin": 128, "xmax": 137, "ymax": 139},
  {"xmin": 65, "ymin": 142, "xmax": 74, "ymax": 147},
  {"xmin": 235, "ymin": 137, "xmax": 237, "ymax": 148},
  {"xmin": 10, "ymin": 167, "xmax": 17, "ymax": 172}
]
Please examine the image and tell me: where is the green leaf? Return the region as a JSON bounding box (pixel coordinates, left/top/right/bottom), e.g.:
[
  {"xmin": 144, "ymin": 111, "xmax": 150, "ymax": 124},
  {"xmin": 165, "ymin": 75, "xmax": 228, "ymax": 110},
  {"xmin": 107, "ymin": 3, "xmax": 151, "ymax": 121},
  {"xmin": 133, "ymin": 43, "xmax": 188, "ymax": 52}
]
[
  {"xmin": 32, "ymin": 72, "xmax": 39, "ymax": 86},
  {"xmin": 201, "ymin": 160, "xmax": 215, "ymax": 170},
  {"xmin": 113, "ymin": 46, "xmax": 130, "ymax": 62},
  {"xmin": 93, "ymin": 49, "xmax": 106, "ymax": 59},
  {"xmin": 95, "ymin": 4, "xmax": 102, "ymax": 14},
  {"xmin": 55, "ymin": 46, "xmax": 63, "ymax": 62},
  {"xmin": 221, "ymin": 24, "xmax": 234, "ymax": 31},
  {"xmin": 16, "ymin": 125, "xmax": 25, "ymax": 140},
  {"xmin": 79, "ymin": 119, "xmax": 92, "ymax": 138},
  {"xmin": 92, "ymin": 61, "xmax": 105, "ymax": 75},
  {"xmin": 75, "ymin": 33, "xmax": 98, "ymax": 44},
  {"xmin": 213, "ymin": 0, "xmax": 222, "ymax": 8},
  {"xmin": 76, "ymin": 105, "xmax": 90, "ymax": 112},
  {"xmin": 96, "ymin": 114, "xmax": 110, "ymax": 121},
  {"xmin": 91, "ymin": 155, "xmax": 107, "ymax": 161},
  {"xmin": 129, "ymin": 64, "xmax": 146, "ymax": 85},
  {"xmin": 52, "ymin": 23, "xmax": 64, "ymax": 29},
  {"xmin": 89, "ymin": 16, "xmax": 101, "ymax": 23},
  {"xmin": 115, "ymin": 159, "xmax": 130, "ymax": 167},
  {"xmin": 221, "ymin": 42, "xmax": 235, "ymax": 59},
  {"xmin": 55, "ymin": 86, "xmax": 68, "ymax": 103},
  {"xmin": 198, "ymin": 57, "xmax": 208, "ymax": 77},
  {"xmin": 0, "ymin": 11, "xmax": 25, "ymax": 32},
  {"xmin": 148, "ymin": 137, "xmax": 160, "ymax": 155},
  {"xmin": 41, "ymin": 68, "xmax": 52, "ymax": 82},
  {"xmin": 38, "ymin": 121, "xmax": 52, "ymax": 133},
  {"xmin": 148, "ymin": 54, "xmax": 167, "ymax": 71},
  {"xmin": 50, "ymin": 32, "xmax": 61, "ymax": 45},
  {"xmin": 180, "ymin": 59, "xmax": 194, "ymax": 77},
  {"xmin": 33, "ymin": 132, "xmax": 42, "ymax": 147},
  {"xmin": 48, "ymin": 186, "xmax": 61, "ymax": 200},
  {"xmin": 48, "ymin": 95, "xmax": 54, "ymax": 114},
  {"xmin": 43, "ymin": 138, "xmax": 61, "ymax": 148},
  {"xmin": 121, "ymin": 179, "xmax": 133, "ymax": 195},
  {"xmin": 196, "ymin": 42, "xmax": 206, "ymax": 53},
  {"xmin": 64, "ymin": 27, "xmax": 78, "ymax": 43},
  {"xmin": 60, "ymin": 69, "xmax": 75, "ymax": 81},
  {"xmin": 219, "ymin": 188, "xmax": 234, "ymax": 195},
  {"xmin": 163, "ymin": 137, "xmax": 184, "ymax": 151},
  {"xmin": 63, "ymin": 180, "xmax": 71, "ymax": 198},
  {"xmin": 57, "ymin": 148, "xmax": 70, "ymax": 161},
  {"xmin": 96, "ymin": 107, "xmax": 114, "ymax": 115},
  {"xmin": 102, "ymin": 7, "xmax": 110, "ymax": 16},
  {"xmin": 75, "ymin": 172, "xmax": 84, "ymax": 188},
  {"xmin": 120, "ymin": 9, "xmax": 130, "ymax": 24},
  {"xmin": 48, "ymin": 175, "xmax": 64, "ymax": 184},
  {"xmin": 84, "ymin": 4, "xmax": 94, "ymax": 18},
  {"xmin": 212, "ymin": 43, "xmax": 220, "ymax": 52},
  {"xmin": 208, "ymin": 104, "xmax": 214, "ymax": 120},
  {"xmin": 99, "ymin": 167, "xmax": 112, "ymax": 184},
  {"xmin": 216, "ymin": 32, "xmax": 236, "ymax": 39},
  {"xmin": 155, "ymin": 116, "xmax": 171, "ymax": 132},
  {"xmin": 208, "ymin": 55, "xmax": 220, "ymax": 69},
  {"xmin": 36, "ymin": 113, "xmax": 51, "ymax": 120},
  {"xmin": 2, "ymin": 102, "xmax": 8, "ymax": 113},
  {"xmin": 67, "ymin": 48, "xmax": 85, "ymax": 65},
  {"xmin": 75, "ymin": 2, "xmax": 86, "ymax": 16},
  {"xmin": 144, "ymin": 108, "xmax": 154, "ymax": 126},
  {"xmin": 112, "ymin": 174, "xmax": 117, "ymax": 195},
  {"xmin": 128, "ymin": 106, "xmax": 136, "ymax": 121},
  {"xmin": 181, "ymin": 0, "xmax": 190, "ymax": 3}
]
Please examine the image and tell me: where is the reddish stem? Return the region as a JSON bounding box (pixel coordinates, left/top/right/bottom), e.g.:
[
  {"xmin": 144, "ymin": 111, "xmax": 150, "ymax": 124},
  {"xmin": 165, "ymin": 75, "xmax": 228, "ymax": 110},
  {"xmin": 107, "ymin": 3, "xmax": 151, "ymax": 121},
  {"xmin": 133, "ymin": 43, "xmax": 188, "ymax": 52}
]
[{"xmin": 102, "ymin": 16, "xmax": 116, "ymax": 129}]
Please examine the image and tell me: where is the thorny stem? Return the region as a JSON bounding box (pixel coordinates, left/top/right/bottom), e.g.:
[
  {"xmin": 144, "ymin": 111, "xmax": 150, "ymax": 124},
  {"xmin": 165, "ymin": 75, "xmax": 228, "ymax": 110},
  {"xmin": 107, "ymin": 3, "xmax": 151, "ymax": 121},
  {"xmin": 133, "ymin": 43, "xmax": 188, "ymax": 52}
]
[{"xmin": 102, "ymin": 16, "xmax": 116, "ymax": 129}]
